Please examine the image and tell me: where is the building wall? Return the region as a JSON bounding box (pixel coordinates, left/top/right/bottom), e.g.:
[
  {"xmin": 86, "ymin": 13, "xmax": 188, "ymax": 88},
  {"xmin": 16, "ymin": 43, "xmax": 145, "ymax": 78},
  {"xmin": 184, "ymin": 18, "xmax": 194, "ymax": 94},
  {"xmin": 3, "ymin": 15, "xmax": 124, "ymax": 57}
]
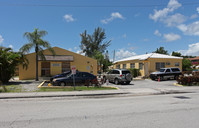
[
  {"xmin": 19, "ymin": 47, "xmax": 97, "ymax": 80},
  {"xmin": 148, "ymin": 58, "xmax": 182, "ymax": 73},
  {"xmin": 113, "ymin": 58, "xmax": 182, "ymax": 77}
]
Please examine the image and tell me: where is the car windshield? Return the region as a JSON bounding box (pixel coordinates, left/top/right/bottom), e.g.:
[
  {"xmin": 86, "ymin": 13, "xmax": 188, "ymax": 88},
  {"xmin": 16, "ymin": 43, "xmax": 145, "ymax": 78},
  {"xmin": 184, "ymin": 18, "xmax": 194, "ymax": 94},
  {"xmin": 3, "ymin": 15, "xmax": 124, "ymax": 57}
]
[
  {"xmin": 122, "ymin": 71, "xmax": 130, "ymax": 74},
  {"xmin": 159, "ymin": 69, "xmax": 165, "ymax": 72}
]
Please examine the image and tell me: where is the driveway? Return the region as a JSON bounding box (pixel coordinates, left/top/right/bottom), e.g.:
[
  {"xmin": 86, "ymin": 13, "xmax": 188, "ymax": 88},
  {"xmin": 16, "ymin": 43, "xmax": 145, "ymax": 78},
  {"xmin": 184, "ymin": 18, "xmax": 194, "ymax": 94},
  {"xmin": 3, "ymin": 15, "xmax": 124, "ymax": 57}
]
[{"xmin": 104, "ymin": 79, "xmax": 183, "ymax": 90}]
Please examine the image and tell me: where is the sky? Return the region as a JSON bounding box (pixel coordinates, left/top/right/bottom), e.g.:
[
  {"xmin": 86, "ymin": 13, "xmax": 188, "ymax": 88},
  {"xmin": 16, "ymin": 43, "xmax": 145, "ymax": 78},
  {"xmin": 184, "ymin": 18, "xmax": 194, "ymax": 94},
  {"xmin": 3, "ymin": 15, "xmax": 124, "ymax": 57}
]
[{"xmin": 0, "ymin": 0, "xmax": 199, "ymax": 61}]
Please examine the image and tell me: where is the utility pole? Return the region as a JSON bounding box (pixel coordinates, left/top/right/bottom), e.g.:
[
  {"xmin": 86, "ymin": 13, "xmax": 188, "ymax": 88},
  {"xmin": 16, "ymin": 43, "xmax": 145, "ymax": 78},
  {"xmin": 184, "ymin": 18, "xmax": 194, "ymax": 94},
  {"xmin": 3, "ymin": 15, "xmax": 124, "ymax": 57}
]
[{"xmin": 113, "ymin": 50, "xmax": 115, "ymax": 62}]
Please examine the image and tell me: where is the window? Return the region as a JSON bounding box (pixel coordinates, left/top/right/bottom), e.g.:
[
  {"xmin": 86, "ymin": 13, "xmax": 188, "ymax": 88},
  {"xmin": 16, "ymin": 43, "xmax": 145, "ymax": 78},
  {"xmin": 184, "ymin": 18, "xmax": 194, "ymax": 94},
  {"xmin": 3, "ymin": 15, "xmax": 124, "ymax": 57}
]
[
  {"xmin": 166, "ymin": 62, "xmax": 170, "ymax": 65},
  {"xmin": 116, "ymin": 65, "xmax": 120, "ymax": 69},
  {"xmin": 113, "ymin": 70, "xmax": 119, "ymax": 74},
  {"xmin": 156, "ymin": 62, "xmax": 165, "ymax": 71},
  {"xmin": 166, "ymin": 69, "xmax": 171, "ymax": 72},
  {"xmin": 171, "ymin": 68, "xmax": 180, "ymax": 72},
  {"xmin": 123, "ymin": 64, "xmax": 127, "ymax": 69},
  {"xmin": 130, "ymin": 63, "xmax": 135, "ymax": 69},
  {"xmin": 139, "ymin": 63, "xmax": 143, "ymax": 70},
  {"xmin": 175, "ymin": 62, "xmax": 180, "ymax": 66}
]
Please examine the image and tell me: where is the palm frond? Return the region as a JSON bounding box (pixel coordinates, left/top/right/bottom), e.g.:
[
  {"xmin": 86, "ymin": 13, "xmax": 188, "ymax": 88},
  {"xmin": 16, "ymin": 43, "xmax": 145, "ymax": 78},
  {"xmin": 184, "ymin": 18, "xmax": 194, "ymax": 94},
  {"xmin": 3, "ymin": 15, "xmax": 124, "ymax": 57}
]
[{"xmin": 19, "ymin": 43, "xmax": 33, "ymax": 54}]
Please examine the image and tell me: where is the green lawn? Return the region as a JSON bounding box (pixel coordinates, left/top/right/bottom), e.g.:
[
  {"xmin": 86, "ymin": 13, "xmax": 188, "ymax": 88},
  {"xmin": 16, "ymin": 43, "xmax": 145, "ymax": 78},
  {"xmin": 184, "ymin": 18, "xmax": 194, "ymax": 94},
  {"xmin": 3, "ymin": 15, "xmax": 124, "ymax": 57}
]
[
  {"xmin": 0, "ymin": 85, "xmax": 22, "ymax": 93},
  {"xmin": 37, "ymin": 86, "xmax": 117, "ymax": 92}
]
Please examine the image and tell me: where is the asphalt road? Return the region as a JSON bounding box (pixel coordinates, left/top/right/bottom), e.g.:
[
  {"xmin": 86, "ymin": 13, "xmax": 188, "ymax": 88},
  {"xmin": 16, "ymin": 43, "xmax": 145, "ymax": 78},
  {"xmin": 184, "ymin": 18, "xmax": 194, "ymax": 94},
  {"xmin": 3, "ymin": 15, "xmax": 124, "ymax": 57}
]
[{"xmin": 1, "ymin": 92, "xmax": 199, "ymax": 128}]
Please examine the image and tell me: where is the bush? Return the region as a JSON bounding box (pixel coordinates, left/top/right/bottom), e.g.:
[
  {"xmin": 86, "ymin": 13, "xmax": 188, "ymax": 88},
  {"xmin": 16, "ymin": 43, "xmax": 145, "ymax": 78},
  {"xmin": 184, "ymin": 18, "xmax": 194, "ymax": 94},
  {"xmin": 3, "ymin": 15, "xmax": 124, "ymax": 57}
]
[
  {"xmin": 128, "ymin": 68, "xmax": 141, "ymax": 78},
  {"xmin": 177, "ymin": 75, "xmax": 199, "ymax": 86}
]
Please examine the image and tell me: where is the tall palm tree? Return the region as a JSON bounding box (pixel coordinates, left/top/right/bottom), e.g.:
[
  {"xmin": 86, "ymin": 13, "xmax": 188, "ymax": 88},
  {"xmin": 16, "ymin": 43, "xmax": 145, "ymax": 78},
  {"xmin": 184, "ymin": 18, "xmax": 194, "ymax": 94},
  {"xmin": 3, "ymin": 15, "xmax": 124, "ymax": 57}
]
[{"xmin": 20, "ymin": 28, "xmax": 55, "ymax": 81}]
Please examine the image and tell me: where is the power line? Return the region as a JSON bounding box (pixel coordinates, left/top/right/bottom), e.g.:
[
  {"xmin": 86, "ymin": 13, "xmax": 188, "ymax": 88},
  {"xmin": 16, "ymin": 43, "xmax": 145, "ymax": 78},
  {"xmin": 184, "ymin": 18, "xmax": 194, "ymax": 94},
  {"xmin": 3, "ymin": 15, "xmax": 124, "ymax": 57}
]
[{"xmin": 0, "ymin": 2, "xmax": 199, "ymax": 8}]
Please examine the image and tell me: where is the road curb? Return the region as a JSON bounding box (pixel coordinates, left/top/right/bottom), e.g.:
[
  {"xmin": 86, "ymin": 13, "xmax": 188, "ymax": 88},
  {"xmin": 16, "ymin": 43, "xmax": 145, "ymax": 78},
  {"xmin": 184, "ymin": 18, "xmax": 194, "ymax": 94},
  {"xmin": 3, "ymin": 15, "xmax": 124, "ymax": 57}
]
[
  {"xmin": 0, "ymin": 92, "xmax": 129, "ymax": 99},
  {"xmin": 173, "ymin": 83, "xmax": 183, "ymax": 87}
]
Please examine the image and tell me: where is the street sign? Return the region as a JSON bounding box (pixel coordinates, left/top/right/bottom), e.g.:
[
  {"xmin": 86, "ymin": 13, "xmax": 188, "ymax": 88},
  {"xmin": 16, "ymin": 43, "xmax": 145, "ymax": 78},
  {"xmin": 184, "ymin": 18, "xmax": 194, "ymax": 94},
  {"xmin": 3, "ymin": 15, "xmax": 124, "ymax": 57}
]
[{"xmin": 71, "ymin": 66, "xmax": 76, "ymax": 74}]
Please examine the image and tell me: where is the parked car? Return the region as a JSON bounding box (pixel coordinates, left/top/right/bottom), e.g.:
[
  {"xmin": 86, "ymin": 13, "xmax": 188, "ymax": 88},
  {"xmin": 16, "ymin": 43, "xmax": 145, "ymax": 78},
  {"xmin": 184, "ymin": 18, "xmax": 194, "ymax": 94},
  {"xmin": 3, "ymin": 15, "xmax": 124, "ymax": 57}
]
[
  {"xmin": 52, "ymin": 71, "xmax": 98, "ymax": 86},
  {"xmin": 50, "ymin": 71, "xmax": 71, "ymax": 82},
  {"xmin": 149, "ymin": 67, "xmax": 182, "ymax": 81},
  {"xmin": 103, "ymin": 69, "xmax": 132, "ymax": 85}
]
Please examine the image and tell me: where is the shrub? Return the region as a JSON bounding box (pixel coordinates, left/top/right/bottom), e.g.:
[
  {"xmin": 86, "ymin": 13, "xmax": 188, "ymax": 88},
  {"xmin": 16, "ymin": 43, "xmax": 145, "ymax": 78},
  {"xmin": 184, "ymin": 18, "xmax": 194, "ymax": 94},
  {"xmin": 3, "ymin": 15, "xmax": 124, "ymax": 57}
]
[
  {"xmin": 177, "ymin": 75, "xmax": 199, "ymax": 86},
  {"xmin": 128, "ymin": 68, "xmax": 141, "ymax": 78}
]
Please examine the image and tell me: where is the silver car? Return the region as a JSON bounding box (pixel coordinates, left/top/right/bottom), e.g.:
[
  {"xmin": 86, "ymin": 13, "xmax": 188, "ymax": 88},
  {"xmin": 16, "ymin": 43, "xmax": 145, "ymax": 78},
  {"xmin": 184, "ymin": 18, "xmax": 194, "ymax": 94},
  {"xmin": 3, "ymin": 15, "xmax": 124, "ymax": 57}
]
[{"xmin": 103, "ymin": 69, "xmax": 132, "ymax": 85}]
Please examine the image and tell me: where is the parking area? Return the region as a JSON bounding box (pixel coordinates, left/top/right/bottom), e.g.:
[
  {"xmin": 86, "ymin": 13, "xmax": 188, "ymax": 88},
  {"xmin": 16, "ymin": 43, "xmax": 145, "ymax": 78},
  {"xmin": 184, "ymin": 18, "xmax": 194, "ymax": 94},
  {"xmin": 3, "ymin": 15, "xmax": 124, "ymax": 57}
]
[{"xmin": 104, "ymin": 79, "xmax": 180, "ymax": 90}]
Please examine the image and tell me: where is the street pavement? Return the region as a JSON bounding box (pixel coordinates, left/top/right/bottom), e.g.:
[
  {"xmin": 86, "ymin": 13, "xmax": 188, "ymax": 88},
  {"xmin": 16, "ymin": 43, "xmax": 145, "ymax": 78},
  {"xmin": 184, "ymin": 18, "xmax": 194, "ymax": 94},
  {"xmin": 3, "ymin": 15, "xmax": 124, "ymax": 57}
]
[{"xmin": 0, "ymin": 92, "xmax": 199, "ymax": 128}]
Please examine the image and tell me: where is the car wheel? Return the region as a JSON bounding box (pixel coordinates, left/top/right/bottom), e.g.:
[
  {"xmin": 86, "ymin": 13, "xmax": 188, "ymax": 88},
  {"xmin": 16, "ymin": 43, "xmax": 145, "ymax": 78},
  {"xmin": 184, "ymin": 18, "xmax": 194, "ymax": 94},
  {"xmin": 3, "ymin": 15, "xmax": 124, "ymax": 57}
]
[
  {"xmin": 126, "ymin": 81, "xmax": 131, "ymax": 85},
  {"xmin": 174, "ymin": 75, "xmax": 179, "ymax": 80},
  {"xmin": 89, "ymin": 81, "xmax": 92, "ymax": 86},
  {"xmin": 114, "ymin": 79, "xmax": 119, "ymax": 85},
  {"xmin": 160, "ymin": 76, "xmax": 163, "ymax": 81},
  {"xmin": 59, "ymin": 82, "xmax": 66, "ymax": 86},
  {"xmin": 103, "ymin": 76, "xmax": 106, "ymax": 83}
]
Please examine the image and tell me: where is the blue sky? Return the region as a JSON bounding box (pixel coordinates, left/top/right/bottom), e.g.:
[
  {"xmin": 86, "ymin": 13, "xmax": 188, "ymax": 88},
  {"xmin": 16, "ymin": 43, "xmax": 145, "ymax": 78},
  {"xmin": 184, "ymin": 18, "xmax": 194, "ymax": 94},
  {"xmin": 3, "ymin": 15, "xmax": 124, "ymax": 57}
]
[{"xmin": 0, "ymin": 0, "xmax": 199, "ymax": 60}]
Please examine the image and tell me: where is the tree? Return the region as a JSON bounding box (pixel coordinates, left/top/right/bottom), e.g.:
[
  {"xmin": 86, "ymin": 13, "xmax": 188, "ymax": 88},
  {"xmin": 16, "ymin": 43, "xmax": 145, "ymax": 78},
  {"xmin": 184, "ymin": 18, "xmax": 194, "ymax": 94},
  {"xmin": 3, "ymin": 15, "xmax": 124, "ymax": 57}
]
[
  {"xmin": 172, "ymin": 51, "xmax": 182, "ymax": 57},
  {"xmin": 80, "ymin": 27, "xmax": 111, "ymax": 57},
  {"xmin": 154, "ymin": 47, "xmax": 168, "ymax": 55},
  {"xmin": 20, "ymin": 28, "xmax": 55, "ymax": 81},
  {"xmin": 182, "ymin": 58, "xmax": 192, "ymax": 71},
  {"xmin": 102, "ymin": 50, "xmax": 112, "ymax": 72},
  {"xmin": 0, "ymin": 47, "xmax": 28, "ymax": 85}
]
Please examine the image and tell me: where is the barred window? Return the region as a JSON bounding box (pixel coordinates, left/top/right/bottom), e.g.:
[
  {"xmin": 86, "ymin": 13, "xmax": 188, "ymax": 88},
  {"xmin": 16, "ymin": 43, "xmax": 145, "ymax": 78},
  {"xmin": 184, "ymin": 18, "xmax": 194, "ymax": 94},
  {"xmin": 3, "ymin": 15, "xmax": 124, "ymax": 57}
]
[
  {"xmin": 139, "ymin": 63, "xmax": 143, "ymax": 70},
  {"xmin": 116, "ymin": 65, "xmax": 120, "ymax": 69},
  {"xmin": 156, "ymin": 62, "xmax": 165, "ymax": 71},
  {"xmin": 130, "ymin": 63, "xmax": 135, "ymax": 69},
  {"xmin": 123, "ymin": 64, "xmax": 127, "ymax": 69}
]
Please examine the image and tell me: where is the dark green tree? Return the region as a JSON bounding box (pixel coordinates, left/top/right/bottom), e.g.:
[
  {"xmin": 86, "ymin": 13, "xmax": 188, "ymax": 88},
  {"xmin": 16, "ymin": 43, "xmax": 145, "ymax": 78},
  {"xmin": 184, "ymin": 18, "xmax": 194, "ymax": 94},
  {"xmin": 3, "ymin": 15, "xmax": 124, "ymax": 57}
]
[
  {"xmin": 154, "ymin": 47, "xmax": 169, "ymax": 55},
  {"xmin": 20, "ymin": 28, "xmax": 55, "ymax": 81},
  {"xmin": 0, "ymin": 47, "xmax": 28, "ymax": 85},
  {"xmin": 102, "ymin": 50, "xmax": 112, "ymax": 72},
  {"xmin": 182, "ymin": 58, "xmax": 192, "ymax": 71},
  {"xmin": 80, "ymin": 27, "xmax": 111, "ymax": 57},
  {"xmin": 172, "ymin": 51, "xmax": 182, "ymax": 57}
]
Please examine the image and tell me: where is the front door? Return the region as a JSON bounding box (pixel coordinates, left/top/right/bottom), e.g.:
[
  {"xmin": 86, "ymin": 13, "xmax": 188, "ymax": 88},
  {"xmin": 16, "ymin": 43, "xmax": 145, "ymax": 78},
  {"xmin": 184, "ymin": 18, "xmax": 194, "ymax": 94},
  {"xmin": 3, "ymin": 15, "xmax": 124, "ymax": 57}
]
[{"xmin": 145, "ymin": 62, "xmax": 148, "ymax": 76}]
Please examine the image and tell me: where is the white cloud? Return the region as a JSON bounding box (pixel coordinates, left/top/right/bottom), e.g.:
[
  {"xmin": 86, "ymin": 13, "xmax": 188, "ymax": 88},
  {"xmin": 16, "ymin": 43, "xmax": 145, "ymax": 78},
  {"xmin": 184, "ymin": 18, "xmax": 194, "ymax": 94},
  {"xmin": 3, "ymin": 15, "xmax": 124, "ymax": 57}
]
[
  {"xmin": 63, "ymin": 14, "xmax": 75, "ymax": 22},
  {"xmin": 164, "ymin": 13, "xmax": 187, "ymax": 27},
  {"xmin": 177, "ymin": 21, "xmax": 199, "ymax": 36},
  {"xmin": 0, "ymin": 35, "xmax": 4, "ymax": 44},
  {"xmin": 76, "ymin": 50, "xmax": 85, "ymax": 56},
  {"xmin": 8, "ymin": 45, "xmax": 13, "ymax": 49},
  {"xmin": 197, "ymin": 7, "xmax": 199, "ymax": 13},
  {"xmin": 149, "ymin": 0, "xmax": 181, "ymax": 21},
  {"xmin": 68, "ymin": 48, "xmax": 72, "ymax": 51},
  {"xmin": 74, "ymin": 47, "xmax": 78, "ymax": 50},
  {"xmin": 149, "ymin": 0, "xmax": 186, "ymax": 27},
  {"xmin": 190, "ymin": 14, "xmax": 198, "ymax": 19},
  {"xmin": 154, "ymin": 30, "xmax": 161, "ymax": 36},
  {"xmin": 101, "ymin": 12, "xmax": 124, "ymax": 24},
  {"xmin": 178, "ymin": 42, "xmax": 199, "ymax": 56},
  {"xmin": 116, "ymin": 49, "xmax": 136, "ymax": 60},
  {"xmin": 163, "ymin": 33, "xmax": 181, "ymax": 42},
  {"xmin": 122, "ymin": 33, "xmax": 127, "ymax": 38}
]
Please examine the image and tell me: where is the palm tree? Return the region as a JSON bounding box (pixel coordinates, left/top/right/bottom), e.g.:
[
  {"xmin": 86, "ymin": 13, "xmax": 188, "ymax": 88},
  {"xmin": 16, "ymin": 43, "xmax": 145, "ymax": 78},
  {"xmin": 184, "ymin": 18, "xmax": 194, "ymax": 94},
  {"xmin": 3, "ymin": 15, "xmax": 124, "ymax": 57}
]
[{"xmin": 20, "ymin": 28, "xmax": 55, "ymax": 81}]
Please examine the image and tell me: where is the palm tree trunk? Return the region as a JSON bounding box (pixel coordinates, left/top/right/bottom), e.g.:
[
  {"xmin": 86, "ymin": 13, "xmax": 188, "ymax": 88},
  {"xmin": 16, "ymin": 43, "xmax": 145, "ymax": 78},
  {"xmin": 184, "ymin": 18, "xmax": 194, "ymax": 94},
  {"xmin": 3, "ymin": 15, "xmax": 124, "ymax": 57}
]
[{"xmin": 35, "ymin": 46, "xmax": 39, "ymax": 81}]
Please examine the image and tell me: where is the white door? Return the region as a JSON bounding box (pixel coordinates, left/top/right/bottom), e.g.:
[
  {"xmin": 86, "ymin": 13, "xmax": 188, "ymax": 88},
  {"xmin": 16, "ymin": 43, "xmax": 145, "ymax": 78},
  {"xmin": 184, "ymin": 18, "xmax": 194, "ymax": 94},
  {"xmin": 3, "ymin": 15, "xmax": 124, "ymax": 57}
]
[{"xmin": 145, "ymin": 62, "xmax": 148, "ymax": 76}]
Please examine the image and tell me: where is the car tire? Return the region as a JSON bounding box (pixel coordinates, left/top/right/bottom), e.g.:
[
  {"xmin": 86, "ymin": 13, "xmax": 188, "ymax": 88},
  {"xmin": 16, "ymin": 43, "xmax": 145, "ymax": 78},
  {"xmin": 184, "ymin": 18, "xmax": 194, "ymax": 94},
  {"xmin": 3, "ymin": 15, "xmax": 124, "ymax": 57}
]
[
  {"xmin": 89, "ymin": 81, "xmax": 92, "ymax": 86},
  {"xmin": 59, "ymin": 82, "xmax": 66, "ymax": 86},
  {"xmin": 126, "ymin": 81, "xmax": 131, "ymax": 85},
  {"xmin": 160, "ymin": 76, "xmax": 163, "ymax": 81},
  {"xmin": 103, "ymin": 76, "xmax": 106, "ymax": 83},
  {"xmin": 114, "ymin": 79, "xmax": 119, "ymax": 85},
  {"xmin": 174, "ymin": 75, "xmax": 179, "ymax": 80}
]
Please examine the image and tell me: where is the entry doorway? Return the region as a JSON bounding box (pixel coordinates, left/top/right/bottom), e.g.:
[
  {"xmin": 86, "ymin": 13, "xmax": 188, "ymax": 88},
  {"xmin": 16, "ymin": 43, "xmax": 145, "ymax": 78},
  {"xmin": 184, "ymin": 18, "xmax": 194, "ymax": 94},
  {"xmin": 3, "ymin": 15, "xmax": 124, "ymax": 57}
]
[
  {"xmin": 41, "ymin": 62, "xmax": 50, "ymax": 76},
  {"xmin": 145, "ymin": 62, "xmax": 148, "ymax": 76}
]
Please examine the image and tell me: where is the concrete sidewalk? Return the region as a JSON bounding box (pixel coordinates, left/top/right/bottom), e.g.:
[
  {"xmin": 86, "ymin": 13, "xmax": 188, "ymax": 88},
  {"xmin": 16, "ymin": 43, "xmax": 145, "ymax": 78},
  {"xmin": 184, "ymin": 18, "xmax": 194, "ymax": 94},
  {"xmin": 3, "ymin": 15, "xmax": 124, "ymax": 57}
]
[{"xmin": 0, "ymin": 86, "xmax": 196, "ymax": 99}]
